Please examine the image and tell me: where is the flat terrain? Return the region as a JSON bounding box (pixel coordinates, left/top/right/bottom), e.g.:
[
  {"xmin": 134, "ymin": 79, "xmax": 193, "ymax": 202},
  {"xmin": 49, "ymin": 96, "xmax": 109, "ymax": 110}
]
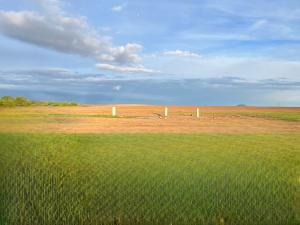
[
  {"xmin": 0, "ymin": 105, "xmax": 299, "ymax": 133},
  {"xmin": 1, "ymin": 133, "xmax": 300, "ymax": 225},
  {"xmin": 0, "ymin": 105, "xmax": 299, "ymax": 225}
]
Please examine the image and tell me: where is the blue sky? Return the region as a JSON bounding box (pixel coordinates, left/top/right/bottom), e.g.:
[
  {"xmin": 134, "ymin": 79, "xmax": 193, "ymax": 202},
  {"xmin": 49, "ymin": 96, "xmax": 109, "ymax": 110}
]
[{"xmin": 0, "ymin": 0, "xmax": 300, "ymax": 105}]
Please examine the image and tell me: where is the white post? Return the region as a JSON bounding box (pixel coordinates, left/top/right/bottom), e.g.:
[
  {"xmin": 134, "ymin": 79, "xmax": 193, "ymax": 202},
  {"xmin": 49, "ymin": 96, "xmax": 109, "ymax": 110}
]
[
  {"xmin": 112, "ymin": 106, "xmax": 117, "ymax": 117},
  {"xmin": 164, "ymin": 107, "xmax": 168, "ymax": 117},
  {"xmin": 196, "ymin": 108, "xmax": 200, "ymax": 118}
]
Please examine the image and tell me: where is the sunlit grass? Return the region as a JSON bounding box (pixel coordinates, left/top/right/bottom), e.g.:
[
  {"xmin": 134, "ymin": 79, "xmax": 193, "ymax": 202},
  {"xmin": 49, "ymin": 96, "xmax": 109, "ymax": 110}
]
[
  {"xmin": 233, "ymin": 112, "xmax": 300, "ymax": 122},
  {"xmin": 1, "ymin": 133, "xmax": 299, "ymax": 225}
]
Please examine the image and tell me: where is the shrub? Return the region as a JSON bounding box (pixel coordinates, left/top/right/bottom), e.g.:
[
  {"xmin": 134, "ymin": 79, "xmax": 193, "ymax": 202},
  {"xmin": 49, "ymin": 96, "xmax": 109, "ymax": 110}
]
[
  {"xmin": 0, "ymin": 96, "xmax": 79, "ymax": 107},
  {"xmin": 0, "ymin": 96, "xmax": 16, "ymax": 107},
  {"xmin": 15, "ymin": 96, "xmax": 32, "ymax": 106}
]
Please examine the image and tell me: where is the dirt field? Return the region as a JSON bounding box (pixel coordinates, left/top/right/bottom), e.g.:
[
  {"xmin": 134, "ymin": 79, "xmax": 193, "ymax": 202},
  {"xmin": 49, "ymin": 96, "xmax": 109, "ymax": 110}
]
[{"xmin": 0, "ymin": 105, "xmax": 299, "ymax": 133}]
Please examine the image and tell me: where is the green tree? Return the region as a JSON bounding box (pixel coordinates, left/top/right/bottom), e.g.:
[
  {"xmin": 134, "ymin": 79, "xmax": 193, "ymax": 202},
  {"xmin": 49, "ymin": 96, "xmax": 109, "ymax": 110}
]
[
  {"xmin": 15, "ymin": 96, "xmax": 31, "ymax": 106},
  {"xmin": 0, "ymin": 96, "xmax": 79, "ymax": 107},
  {"xmin": 0, "ymin": 96, "xmax": 16, "ymax": 107}
]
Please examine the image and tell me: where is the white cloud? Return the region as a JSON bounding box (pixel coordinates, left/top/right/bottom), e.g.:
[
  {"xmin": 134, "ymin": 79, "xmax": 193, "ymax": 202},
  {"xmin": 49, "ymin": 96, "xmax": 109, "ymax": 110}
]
[
  {"xmin": 84, "ymin": 76, "xmax": 105, "ymax": 82},
  {"xmin": 163, "ymin": 50, "xmax": 202, "ymax": 58},
  {"xmin": 111, "ymin": 3, "xmax": 127, "ymax": 12},
  {"xmin": 30, "ymin": 0, "xmax": 62, "ymax": 15},
  {"xmin": 113, "ymin": 85, "xmax": 122, "ymax": 91},
  {"xmin": 0, "ymin": 0, "xmax": 143, "ymax": 66},
  {"xmin": 104, "ymin": 43, "xmax": 142, "ymax": 64},
  {"xmin": 146, "ymin": 54, "xmax": 300, "ymax": 80},
  {"xmin": 0, "ymin": 84, "xmax": 18, "ymax": 89},
  {"xmin": 96, "ymin": 64, "xmax": 158, "ymax": 74}
]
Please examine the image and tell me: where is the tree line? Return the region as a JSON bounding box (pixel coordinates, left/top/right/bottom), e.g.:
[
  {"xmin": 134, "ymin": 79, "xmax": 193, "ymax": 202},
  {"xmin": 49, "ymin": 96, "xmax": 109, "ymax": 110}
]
[{"xmin": 0, "ymin": 96, "xmax": 78, "ymax": 107}]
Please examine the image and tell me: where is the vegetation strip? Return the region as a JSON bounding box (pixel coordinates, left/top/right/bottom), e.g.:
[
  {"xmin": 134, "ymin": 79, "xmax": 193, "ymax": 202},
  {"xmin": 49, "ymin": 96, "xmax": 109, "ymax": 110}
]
[{"xmin": 0, "ymin": 96, "xmax": 78, "ymax": 107}]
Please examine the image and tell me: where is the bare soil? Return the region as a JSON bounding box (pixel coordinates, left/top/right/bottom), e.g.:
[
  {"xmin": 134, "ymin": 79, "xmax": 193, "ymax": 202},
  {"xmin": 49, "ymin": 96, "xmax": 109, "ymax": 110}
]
[{"xmin": 0, "ymin": 105, "xmax": 299, "ymax": 133}]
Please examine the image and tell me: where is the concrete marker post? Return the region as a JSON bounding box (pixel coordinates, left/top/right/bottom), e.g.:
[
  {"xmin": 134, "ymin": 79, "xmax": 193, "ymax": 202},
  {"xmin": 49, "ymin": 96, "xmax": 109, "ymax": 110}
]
[
  {"xmin": 196, "ymin": 107, "xmax": 200, "ymax": 118},
  {"xmin": 165, "ymin": 107, "xmax": 168, "ymax": 118},
  {"xmin": 112, "ymin": 106, "xmax": 117, "ymax": 117}
]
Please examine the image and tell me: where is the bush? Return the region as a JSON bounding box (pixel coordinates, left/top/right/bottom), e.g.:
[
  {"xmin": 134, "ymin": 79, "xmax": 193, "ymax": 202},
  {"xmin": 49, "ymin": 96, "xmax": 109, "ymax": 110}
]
[
  {"xmin": 0, "ymin": 96, "xmax": 16, "ymax": 107},
  {"xmin": 15, "ymin": 96, "xmax": 32, "ymax": 106},
  {"xmin": 0, "ymin": 96, "xmax": 79, "ymax": 107}
]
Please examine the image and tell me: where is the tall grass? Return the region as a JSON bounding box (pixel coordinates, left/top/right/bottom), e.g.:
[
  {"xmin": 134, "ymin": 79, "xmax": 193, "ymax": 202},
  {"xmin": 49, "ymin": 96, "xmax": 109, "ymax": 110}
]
[{"xmin": 0, "ymin": 134, "xmax": 299, "ymax": 225}]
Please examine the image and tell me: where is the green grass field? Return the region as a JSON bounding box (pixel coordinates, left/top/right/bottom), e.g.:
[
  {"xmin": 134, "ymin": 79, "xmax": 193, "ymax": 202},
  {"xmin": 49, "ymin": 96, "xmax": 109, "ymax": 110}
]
[
  {"xmin": 232, "ymin": 112, "xmax": 300, "ymax": 122},
  {"xmin": 1, "ymin": 133, "xmax": 299, "ymax": 225}
]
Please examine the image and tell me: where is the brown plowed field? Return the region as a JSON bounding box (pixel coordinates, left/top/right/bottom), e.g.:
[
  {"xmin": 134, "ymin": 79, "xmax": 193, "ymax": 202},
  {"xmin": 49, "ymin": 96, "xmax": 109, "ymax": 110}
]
[{"xmin": 0, "ymin": 105, "xmax": 299, "ymax": 133}]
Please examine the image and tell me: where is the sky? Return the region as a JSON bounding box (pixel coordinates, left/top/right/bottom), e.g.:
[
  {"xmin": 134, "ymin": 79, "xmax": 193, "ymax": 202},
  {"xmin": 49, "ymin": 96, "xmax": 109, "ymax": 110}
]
[{"xmin": 0, "ymin": 0, "xmax": 300, "ymax": 106}]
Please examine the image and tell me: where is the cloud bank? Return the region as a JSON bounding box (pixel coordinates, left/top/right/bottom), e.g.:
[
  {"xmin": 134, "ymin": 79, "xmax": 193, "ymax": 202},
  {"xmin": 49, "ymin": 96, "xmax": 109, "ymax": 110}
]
[
  {"xmin": 0, "ymin": 69, "xmax": 299, "ymax": 106},
  {"xmin": 96, "ymin": 64, "xmax": 159, "ymax": 73},
  {"xmin": 0, "ymin": 0, "xmax": 152, "ymax": 73}
]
